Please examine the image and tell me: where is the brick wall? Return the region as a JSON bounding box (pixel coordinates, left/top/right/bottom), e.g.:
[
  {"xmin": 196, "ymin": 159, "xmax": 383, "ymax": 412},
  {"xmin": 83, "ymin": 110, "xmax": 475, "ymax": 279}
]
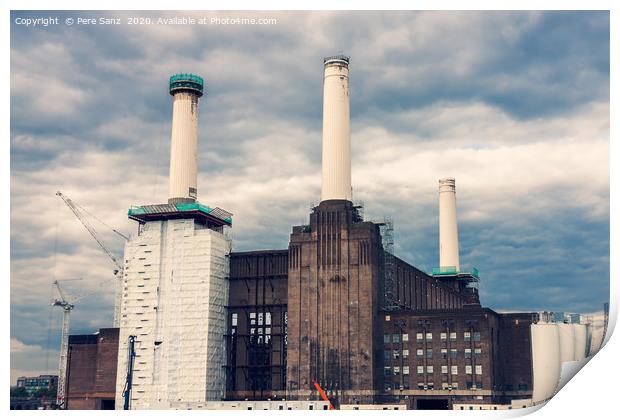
[{"xmin": 66, "ymin": 328, "xmax": 118, "ymax": 410}]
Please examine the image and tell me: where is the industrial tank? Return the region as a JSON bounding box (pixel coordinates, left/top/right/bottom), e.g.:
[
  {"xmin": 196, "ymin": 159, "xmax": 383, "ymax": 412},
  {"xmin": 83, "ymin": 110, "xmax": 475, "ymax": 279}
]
[
  {"xmin": 531, "ymin": 322, "xmax": 561, "ymax": 404},
  {"xmin": 573, "ymin": 324, "xmax": 588, "ymax": 361},
  {"xmin": 557, "ymin": 323, "xmax": 576, "ymax": 362}
]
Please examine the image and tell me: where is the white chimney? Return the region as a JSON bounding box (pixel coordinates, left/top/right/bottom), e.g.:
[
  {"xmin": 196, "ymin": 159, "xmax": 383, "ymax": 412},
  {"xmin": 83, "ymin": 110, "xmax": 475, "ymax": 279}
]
[
  {"xmin": 167, "ymin": 73, "xmax": 204, "ymax": 204},
  {"xmin": 321, "ymin": 55, "xmax": 352, "ymax": 202},
  {"xmin": 439, "ymin": 178, "xmax": 460, "ymax": 271}
]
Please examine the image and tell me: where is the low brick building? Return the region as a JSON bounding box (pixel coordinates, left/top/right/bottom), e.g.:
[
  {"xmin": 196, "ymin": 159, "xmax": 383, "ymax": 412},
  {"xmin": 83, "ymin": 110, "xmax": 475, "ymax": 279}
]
[
  {"xmin": 65, "ymin": 328, "xmax": 119, "ymax": 410},
  {"xmin": 378, "ymin": 309, "xmax": 535, "ymax": 409}
]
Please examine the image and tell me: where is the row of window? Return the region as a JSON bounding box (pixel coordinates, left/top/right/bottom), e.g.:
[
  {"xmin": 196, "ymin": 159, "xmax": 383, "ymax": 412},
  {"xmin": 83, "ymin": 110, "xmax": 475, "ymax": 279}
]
[
  {"xmin": 384, "ymin": 365, "xmax": 483, "ymax": 376},
  {"xmin": 384, "ymin": 348, "xmax": 482, "ymax": 361},
  {"xmin": 383, "ymin": 332, "xmax": 481, "ymax": 344},
  {"xmin": 383, "ymin": 381, "xmax": 484, "ymax": 391}
]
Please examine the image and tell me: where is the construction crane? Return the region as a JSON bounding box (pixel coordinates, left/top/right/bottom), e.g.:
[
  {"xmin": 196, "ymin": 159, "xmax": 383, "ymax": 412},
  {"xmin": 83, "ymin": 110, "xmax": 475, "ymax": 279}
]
[
  {"xmin": 56, "ymin": 191, "xmax": 127, "ymax": 327},
  {"xmin": 51, "ymin": 280, "xmax": 87, "ymax": 409}
]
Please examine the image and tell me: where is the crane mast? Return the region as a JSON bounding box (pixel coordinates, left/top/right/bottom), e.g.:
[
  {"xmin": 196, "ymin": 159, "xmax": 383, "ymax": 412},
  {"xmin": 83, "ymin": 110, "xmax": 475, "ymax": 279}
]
[
  {"xmin": 56, "ymin": 191, "xmax": 125, "ymax": 327},
  {"xmin": 51, "ymin": 281, "xmax": 74, "ymax": 409}
]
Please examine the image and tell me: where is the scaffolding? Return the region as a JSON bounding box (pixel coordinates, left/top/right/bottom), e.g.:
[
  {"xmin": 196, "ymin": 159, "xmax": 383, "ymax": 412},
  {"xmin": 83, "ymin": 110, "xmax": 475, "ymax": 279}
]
[
  {"xmin": 380, "ymin": 217, "xmax": 399, "ymax": 311},
  {"xmin": 115, "ymin": 217, "xmax": 230, "ymax": 408}
]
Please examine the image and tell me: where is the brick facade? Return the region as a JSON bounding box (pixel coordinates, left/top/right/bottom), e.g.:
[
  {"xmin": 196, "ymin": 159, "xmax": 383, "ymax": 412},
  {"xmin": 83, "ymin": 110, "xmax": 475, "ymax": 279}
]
[
  {"xmin": 226, "ymin": 250, "xmax": 288, "ymax": 400},
  {"xmin": 65, "ymin": 328, "xmax": 118, "ymax": 410},
  {"xmin": 286, "ymin": 200, "xmax": 383, "ymax": 403}
]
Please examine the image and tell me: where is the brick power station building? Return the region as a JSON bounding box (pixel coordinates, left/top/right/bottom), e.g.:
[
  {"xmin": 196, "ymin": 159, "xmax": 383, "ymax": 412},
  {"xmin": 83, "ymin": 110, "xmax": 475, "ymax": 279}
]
[
  {"xmin": 62, "ymin": 57, "xmax": 593, "ymax": 410},
  {"xmin": 224, "ymin": 227, "xmax": 537, "ymax": 409},
  {"xmin": 218, "ymin": 56, "xmax": 537, "ymax": 409}
]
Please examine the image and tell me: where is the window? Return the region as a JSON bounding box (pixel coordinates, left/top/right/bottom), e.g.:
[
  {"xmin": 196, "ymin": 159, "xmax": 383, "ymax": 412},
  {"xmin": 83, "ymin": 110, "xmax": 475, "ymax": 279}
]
[
  {"xmin": 441, "ymin": 348, "xmax": 448, "ymax": 359},
  {"xmin": 384, "ymin": 383, "xmax": 392, "ymax": 391},
  {"xmin": 474, "ymin": 348, "xmax": 482, "ymax": 356},
  {"xmin": 451, "ymin": 365, "xmax": 458, "ymax": 375},
  {"xmin": 465, "ymin": 348, "xmax": 472, "ymax": 359},
  {"xmin": 258, "ymin": 312, "xmax": 264, "ymax": 325},
  {"xmin": 416, "ymin": 333, "xmax": 424, "ymax": 342},
  {"xmin": 441, "ymin": 365, "xmax": 448, "ymax": 374},
  {"xmin": 393, "ymin": 350, "xmax": 400, "ymax": 360},
  {"xmin": 464, "ymin": 331, "xmax": 471, "ymax": 340},
  {"xmin": 473, "ymin": 332, "xmax": 481, "ymax": 341},
  {"xmin": 426, "ymin": 349, "xmax": 433, "ymax": 359},
  {"xmin": 385, "ymin": 315, "xmax": 391, "ymax": 321},
  {"xmin": 384, "ymin": 334, "xmax": 391, "ymax": 344},
  {"xmin": 384, "ymin": 366, "xmax": 391, "ymax": 376},
  {"xmin": 403, "ymin": 366, "xmax": 410, "ymax": 375},
  {"xmin": 403, "ymin": 349, "xmax": 409, "ymax": 359},
  {"xmin": 465, "ymin": 365, "xmax": 472, "ymax": 375},
  {"xmin": 394, "ymin": 366, "xmax": 400, "ymax": 375},
  {"xmin": 452, "ymin": 382, "xmax": 459, "ymax": 390},
  {"xmin": 476, "ymin": 382, "xmax": 483, "ymax": 389},
  {"xmin": 427, "ymin": 365, "xmax": 434, "ymax": 374},
  {"xmin": 417, "ymin": 366, "xmax": 424, "ymax": 374},
  {"xmin": 392, "ymin": 334, "xmax": 400, "ymax": 344},
  {"xmin": 427, "ymin": 382, "xmax": 434, "ymax": 390},
  {"xmin": 450, "ymin": 349, "xmax": 457, "ymax": 359},
  {"xmin": 426, "ymin": 332, "xmax": 433, "ymax": 341},
  {"xmin": 449, "ymin": 332, "xmax": 457, "ymax": 341},
  {"xmin": 416, "ymin": 349, "xmax": 424, "ymax": 358},
  {"xmin": 402, "ymin": 333, "xmax": 409, "ymax": 342},
  {"xmin": 384, "ymin": 350, "xmax": 390, "ymax": 361},
  {"xmin": 475, "ymin": 365, "xmax": 482, "ymax": 375},
  {"xmin": 442, "ymin": 382, "xmax": 449, "ymax": 390},
  {"xmin": 417, "ymin": 382, "xmax": 425, "ymax": 390},
  {"xmin": 440, "ymin": 332, "xmax": 447, "ymax": 340},
  {"xmin": 232, "ymin": 313, "xmax": 238, "ymax": 327}
]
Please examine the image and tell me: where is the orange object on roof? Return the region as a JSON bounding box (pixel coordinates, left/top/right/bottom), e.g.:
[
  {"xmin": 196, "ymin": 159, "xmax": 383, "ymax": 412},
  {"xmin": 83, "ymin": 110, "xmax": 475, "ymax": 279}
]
[{"xmin": 312, "ymin": 379, "xmax": 335, "ymax": 410}]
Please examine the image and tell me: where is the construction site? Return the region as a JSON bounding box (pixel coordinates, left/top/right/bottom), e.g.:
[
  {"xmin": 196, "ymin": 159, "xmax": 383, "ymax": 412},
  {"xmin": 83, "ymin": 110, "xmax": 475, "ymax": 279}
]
[{"xmin": 46, "ymin": 56, "xmax": 606, "ymax": 410}]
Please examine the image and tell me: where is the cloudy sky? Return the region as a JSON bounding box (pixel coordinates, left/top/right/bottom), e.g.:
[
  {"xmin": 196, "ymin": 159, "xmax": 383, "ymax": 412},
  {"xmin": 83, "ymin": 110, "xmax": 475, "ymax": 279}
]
[{"xmin": 10, "ymin": 11, "xmax": 609, "ymax": 383}]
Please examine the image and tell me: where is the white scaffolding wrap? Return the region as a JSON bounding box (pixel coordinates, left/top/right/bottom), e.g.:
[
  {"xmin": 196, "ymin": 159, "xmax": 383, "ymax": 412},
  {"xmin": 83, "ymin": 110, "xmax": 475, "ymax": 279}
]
[{"xmin": 115, "ymin": 219, "xmax": 230, "ymax": 409}]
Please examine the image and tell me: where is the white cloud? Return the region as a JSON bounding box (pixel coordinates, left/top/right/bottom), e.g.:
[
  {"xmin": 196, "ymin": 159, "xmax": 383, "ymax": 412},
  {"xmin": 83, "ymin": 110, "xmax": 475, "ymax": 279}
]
[{"xmin": 10, "ymin": 338, "xmax": 43, "ymax": 353}]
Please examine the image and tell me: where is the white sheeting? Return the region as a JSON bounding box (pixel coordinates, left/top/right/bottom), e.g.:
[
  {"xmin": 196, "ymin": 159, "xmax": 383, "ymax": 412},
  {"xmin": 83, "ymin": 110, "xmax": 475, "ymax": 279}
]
[{"xmin": 115, "ymin": 219, "xmax": 230, "ymax": 409}]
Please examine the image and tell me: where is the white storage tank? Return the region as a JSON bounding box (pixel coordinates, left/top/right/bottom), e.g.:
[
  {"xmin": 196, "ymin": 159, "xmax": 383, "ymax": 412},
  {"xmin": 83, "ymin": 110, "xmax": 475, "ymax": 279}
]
[
  {"xmin": 572, "ymin": 323, "xmax": 587, "ymax": 361},
  {"xmin": 557, "ymin": 323, "xmax": 576, "ymax": 362},
  {"xmin": 531, "ymin": 322, "xmax": 561, "ymax": 404}
]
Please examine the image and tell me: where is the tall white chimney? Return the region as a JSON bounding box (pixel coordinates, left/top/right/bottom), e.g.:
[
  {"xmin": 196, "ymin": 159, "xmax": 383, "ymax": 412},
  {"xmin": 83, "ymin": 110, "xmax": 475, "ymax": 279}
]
[
  {"xmin": 321, "ymin": 55, "xmax": 352, "ymax": 202},
  {"xmin": 439, "ymin": 178, "xmax": 460, "ymax": 271},
  {"xmin": 168, "ymin": 73, "xmax": 204, "ymax": 204}
]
